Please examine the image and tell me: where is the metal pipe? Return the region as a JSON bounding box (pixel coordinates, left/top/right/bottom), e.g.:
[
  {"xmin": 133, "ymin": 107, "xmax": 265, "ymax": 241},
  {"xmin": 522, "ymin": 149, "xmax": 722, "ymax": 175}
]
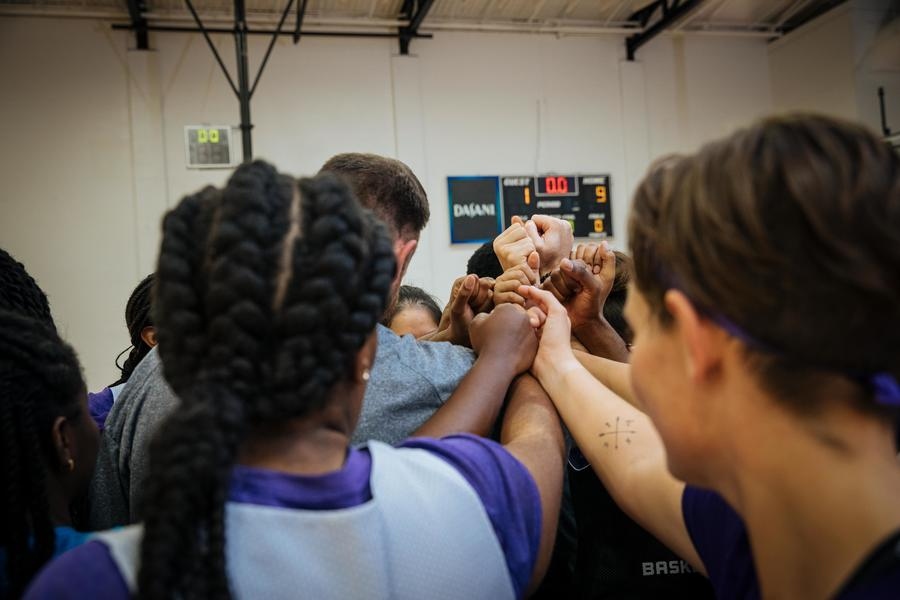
[
  {"xmin": 183, "ymin": 0, "xmax": 239, "ymax": 96},
  {"xmin": 110, "ymin": 23, "xmax": 431, "ymax": 38},
  {"xmin": 250, "ymin": 0, "xmax": 295, "ymax": 97}
]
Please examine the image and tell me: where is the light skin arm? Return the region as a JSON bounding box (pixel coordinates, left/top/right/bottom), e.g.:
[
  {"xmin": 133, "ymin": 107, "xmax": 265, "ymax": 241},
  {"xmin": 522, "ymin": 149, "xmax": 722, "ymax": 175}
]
[
  {"xmin": 572, "ymin": 349, "xmax": 640, "ymax": 410},
  {"xmin": 519, "ymin": 285, "xmax": 706, "ymax": 574},
  {"xmin": 500, "ymin": 373, "xmax": 565, "ymax": 596}
]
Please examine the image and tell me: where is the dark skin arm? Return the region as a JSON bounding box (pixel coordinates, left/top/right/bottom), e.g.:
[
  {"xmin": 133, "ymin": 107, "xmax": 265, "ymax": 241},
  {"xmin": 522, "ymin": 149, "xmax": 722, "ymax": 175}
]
[
  {"xmin": 500, "ymin": 373, "xmax": 565, "ymax": 596},
  {"xmin": 413, "ymin": 303, "xmax": 541, "ymax": 439}
]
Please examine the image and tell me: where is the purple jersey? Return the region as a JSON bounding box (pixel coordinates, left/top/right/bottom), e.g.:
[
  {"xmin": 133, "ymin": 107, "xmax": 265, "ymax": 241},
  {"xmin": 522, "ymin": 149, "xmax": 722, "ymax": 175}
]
[
  {"xmin": 682, "ymin": 485, "xmax": 900, "ymax": 599},
  {"xmin": 26, "ymin": 434, "xmax": 541, "ymax": 599}
]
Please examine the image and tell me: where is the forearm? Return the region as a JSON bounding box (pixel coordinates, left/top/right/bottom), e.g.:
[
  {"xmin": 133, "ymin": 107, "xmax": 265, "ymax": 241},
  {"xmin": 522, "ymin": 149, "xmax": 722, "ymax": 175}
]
[
  {"xmin": 500, "ymin": 374, "xmax": 565, "ymax": 595},
  {"xmin": 572, "ymin": 349, "xmax": 639, "ymax": 410},
  {"xmin": 534, "ymin": 357, "xmax": 703, "ymax": 572},
  {"xmin": 412, "ymin": 354, "xmax": 516, "ymax": 438},
  {"xmin": 572, "ymin": 318, "xmax": 630, "ymax": 362}
]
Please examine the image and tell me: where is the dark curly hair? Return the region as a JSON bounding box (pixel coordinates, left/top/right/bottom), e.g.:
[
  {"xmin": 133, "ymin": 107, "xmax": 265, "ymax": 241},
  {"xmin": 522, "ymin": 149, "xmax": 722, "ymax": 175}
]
[
  {"xmin": 137, "ymin": 161, "xmax": 396, "ymax": 599},
  {"xmin": 110, "ymin": 273, "xmax": 155, "ymax": 388},
  {"xmin": 0, "ymin": 310, "xmax": 85, "ymax": 597},
  {"xmin": 0, "ymin": 248, "xmax": 54, "ymax": 328}
]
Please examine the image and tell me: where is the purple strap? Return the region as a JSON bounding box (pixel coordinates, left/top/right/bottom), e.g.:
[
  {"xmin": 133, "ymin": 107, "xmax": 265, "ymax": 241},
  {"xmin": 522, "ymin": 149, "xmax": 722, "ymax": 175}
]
[{"xmin": 872, "ymin": 373, "xmax": 900, "ymax": 408}]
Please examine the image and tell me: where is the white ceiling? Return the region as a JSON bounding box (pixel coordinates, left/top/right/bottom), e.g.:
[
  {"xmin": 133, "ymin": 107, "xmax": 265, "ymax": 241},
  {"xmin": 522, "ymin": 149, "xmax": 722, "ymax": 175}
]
[{"xmin": 0, "ymin": 0, "xmax": 848, "ymax": 38}]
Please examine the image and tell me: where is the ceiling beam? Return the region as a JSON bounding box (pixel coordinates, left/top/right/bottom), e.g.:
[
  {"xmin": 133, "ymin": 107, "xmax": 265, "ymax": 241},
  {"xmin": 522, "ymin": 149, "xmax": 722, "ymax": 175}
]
[
  {"xmin": 124, "ymin": 0, "xmax": 149, "ymax": 49},
  {"xmin": 399, "ymin": 0, "xmax": 436, "ymax": 55},
  {"xmin": 626, "ymin": 0, "xmax": 701, "ymax": 60}
]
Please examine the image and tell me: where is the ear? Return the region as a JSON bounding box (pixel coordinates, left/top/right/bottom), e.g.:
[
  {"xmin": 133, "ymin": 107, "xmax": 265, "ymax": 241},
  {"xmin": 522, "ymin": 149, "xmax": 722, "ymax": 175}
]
[
  {"xmin": 664, "ymin": 290, "xmax": 727, "ymax": 385},
  {"xmin": 50, "ymin": 415, "xmax": 73, "ymax": 472},
  {"xmin": 353, "ymin": 333, "xmax": 378, "ymax": 384},
  {"xmin": 140, "ymin": 326, "xmax": 157, "ymax": 348},
  {"xmin": 393, "ymin": 238, "xmax": 418, "ymax": 285}
]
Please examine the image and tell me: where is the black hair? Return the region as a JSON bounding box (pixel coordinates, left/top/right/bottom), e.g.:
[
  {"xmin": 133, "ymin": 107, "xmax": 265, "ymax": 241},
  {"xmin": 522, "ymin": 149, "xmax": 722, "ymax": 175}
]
[
  {"xmin": 387, "ymin": 285, "xmax": 443, "ymax": 327},
  {"xmin": 466, "ymin": 241, "xmax": 503, "ymax": 279},
  {"xmin": 137, "ymin": 162, "xmax": 396, "ymax": 599},
  {"xmin": 0, "ymin": 310, "xmax": 85, "ymax": 597},
  {"xmin": 110, "ymin": 273, "xmax": 155, "ymax": 388},
  {"xmin": 319, "ymin": 153, "xmax": 429, "ymax": 240},
  {"xmin": 0, "ymin": 248, "xmax": 54, "ymax": 329},
  {"xmin": 603, "ymin": 251, "xmax": 633, "ymax": 345}
]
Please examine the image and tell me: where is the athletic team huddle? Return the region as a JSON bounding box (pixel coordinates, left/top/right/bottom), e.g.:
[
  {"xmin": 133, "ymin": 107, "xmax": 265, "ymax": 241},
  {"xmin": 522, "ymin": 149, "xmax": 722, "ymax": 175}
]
[{"xmin": 2, "ymin": 113, "xmax": 899, "ymax": 599}]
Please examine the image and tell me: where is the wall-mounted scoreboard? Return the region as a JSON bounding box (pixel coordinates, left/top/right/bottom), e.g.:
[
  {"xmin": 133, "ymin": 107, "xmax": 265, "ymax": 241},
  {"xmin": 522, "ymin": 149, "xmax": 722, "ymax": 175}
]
[
  {"xmin": 447, "ymin": 174, "xmax": 612, "ymax": 243},
  {"xmin": 184, "ymin": 126, "xmax": 235, "ymax": 169}
]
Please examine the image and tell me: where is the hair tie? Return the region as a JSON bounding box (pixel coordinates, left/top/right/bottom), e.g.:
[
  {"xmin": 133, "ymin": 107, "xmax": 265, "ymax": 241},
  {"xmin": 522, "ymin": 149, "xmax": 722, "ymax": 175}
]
[{"xmin": 871, "ymin": 373, "xmax": 900, "ymax": 408}]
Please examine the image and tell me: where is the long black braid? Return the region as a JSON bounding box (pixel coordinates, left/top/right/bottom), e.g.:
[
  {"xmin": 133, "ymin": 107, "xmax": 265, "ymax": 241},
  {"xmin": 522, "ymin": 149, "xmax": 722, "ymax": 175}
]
[
  {"xmin": 137, "ymin": 161, "xmax": 396, "ymax": 600},
  {"xmin": 0, "ymin": 310, "xmax": 85, "ymax": 598},
  {"xmin": 0, "ymin": 248, "xmax": 54, "ymax": 329},
  {"xmin": 110, "ymin": 273, "xmax": 155, "ymax": 388}
]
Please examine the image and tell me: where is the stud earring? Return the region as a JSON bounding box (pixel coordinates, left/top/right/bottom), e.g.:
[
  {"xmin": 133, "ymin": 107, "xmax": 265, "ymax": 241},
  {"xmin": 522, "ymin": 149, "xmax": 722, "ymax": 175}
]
[
  {"xmin": 362, "ymin": 369, "xmax": 370, "ymax": 382},
  {"xmin": 67, "ymin": 458, "xmax": 75, "ymax": 472}
]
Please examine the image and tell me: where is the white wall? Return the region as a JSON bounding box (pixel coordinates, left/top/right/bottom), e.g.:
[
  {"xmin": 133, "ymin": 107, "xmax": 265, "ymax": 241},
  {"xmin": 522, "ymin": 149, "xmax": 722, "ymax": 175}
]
[
  {"xmin": 0, "ymin": 18, "xmax": 774, "ymax": 389},
  {"xmin": 769, "ymin": 0, "xmax": 900, "ymax": 132}
]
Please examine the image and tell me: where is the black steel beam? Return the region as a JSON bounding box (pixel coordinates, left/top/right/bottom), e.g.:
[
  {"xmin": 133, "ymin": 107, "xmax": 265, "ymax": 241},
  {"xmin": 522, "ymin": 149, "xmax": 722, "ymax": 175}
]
[
  {"xmin": 625, "ymin": 0, "xmax": 700, "ymax": 61},
  {"xmin": 252, "ymin": 0, "xmax": 296, "ymax": 97},
  {"xmin": 294, "ymin": 0, "xmax": 308, "ymax": 43},
  {"xmin": 233, "ymin": 0, "xmax": 253, "ymax": 162},
  {"xmin": 399, "ymin": 0, "xmax": 436, "ymax": 55},
  {"xmin": 111, "ymin": 23, "xmax": 432, "ymax": 39},
  {"xmin": 124, "ymin": 0, "xmax": 149, "ymax": 49}
]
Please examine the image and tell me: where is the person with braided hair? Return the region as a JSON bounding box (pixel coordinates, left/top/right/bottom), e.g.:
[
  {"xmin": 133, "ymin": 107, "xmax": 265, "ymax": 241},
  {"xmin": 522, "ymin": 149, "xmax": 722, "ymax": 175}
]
[
  {"xmin": 0, "ymin": 310, "xmax": 100, "ymax": 598},
  {"xmin": 87, "ymin": 153, "xmax": 558, "ymax": 530},
  {"xmin": 0, "ymin": 248, "xmax": 55, "ymax": 328},
  {"xmin": 29, "ymin": 162, "xmax": 565, "ymax": 599},
  {"xmin": 86, "ymin": 274, "xmax": 156, "ymax": 432}
]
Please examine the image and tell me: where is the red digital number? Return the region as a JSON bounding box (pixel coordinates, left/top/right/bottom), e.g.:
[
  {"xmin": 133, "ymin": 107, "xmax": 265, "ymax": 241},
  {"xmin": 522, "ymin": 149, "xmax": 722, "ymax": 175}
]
[{"xmin": 544, "ymin": 176, "xmax": 568, "ymax": 195}]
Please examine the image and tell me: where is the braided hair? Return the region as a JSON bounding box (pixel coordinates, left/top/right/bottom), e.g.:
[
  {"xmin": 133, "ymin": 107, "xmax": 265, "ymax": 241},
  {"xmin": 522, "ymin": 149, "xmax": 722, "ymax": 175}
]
[
  {"xmin": 0, "ymin": 310, "xmax": 85, "ymax": 597},
  {"xmin": 110, "ymin": 273, "xmax": 155, "ymax": 388},
  {"xmin": 0, "ymin": 248, "xmax": 54, "ymax": 328},
  {"xmin": 138, "ymin": 161, "xmax": 396, "ymax": 600}
]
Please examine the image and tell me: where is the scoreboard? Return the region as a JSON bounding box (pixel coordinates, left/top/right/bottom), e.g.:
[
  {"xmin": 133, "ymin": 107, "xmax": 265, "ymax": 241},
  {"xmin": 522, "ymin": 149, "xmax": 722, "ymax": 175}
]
[
  {"xmin": 447, "ymin": 173, "xmax": 613, "ymax": 243},
  {"xmin": 502, "ymin": 175, "xmax": 612, "ymax": 238}
]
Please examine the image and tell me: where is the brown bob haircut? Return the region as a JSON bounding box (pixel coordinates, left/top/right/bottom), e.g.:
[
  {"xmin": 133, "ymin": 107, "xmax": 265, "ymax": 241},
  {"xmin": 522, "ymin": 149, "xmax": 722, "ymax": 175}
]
[{"xmin": 628, "ymin": 114, "xmax": 900, "ymax": 413}]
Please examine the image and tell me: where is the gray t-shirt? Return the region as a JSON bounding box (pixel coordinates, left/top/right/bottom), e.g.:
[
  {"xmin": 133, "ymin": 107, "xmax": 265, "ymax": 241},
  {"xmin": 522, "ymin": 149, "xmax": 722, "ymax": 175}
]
[
  {"xmin": 351, "ymin": 324, "xmax": 475, "ymax": 446},
  {"xmin": 88, "ymin": 326, "xmax": 474, "ymax": 528}
]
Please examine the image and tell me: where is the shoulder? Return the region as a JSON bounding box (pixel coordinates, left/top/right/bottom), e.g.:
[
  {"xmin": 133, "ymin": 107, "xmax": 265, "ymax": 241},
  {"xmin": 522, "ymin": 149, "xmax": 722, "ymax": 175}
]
[
  {"xmin": 24, "ymin": 540, "xmax": 129, "ymax": 600},
  {"xmin": 399, "ymin": 435, "xmax": 542, "ymax": 598},
  {"xmin": 87, "ymin": 388, "xmax": 115, "ymax": 430},
  {"xmin": 377, "ymin": 324, "xmax": 475, "ymax": 372},
  {"xmin": 682, "ymin": 485, "xmax": 758, "ymax": 598},
  {"xmin": 105, "ymin": 347, "xmax": 177, "ymax": 432}
]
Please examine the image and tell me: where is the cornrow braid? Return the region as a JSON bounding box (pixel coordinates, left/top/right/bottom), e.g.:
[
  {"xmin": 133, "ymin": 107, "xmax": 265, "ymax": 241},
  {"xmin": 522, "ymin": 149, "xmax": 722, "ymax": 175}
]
[
  {"xmin": 110, "ymin": 273, "xmax": 156, "ymax": 388},
  {"xmin": 138, "ymin": 162, "xmax": 396, "ymax": 600},
  {"xmin": 0, "ymin": 310, "xmax": 85, "ymax": 597},
  {"xmin": 0, "ymin": 248, "xmax": 54, "ymax": 329}
]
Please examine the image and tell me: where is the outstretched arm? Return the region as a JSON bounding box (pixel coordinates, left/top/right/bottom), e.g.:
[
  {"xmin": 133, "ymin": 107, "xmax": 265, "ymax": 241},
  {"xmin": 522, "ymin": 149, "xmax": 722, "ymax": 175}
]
[
  {"xmin": 519, "ymin": 285, "xmax": 705, "ymax": 574},
  {"xmin": 500, "ymin": 374, "xmax": 565, "ymax": 595},
  {"xmin": 413, "ymin": 304, "xmax": 541, "ymax": 439},
  {"xmin": 572, "ymin": 349, "xmax": 639, "ymax": 410}
]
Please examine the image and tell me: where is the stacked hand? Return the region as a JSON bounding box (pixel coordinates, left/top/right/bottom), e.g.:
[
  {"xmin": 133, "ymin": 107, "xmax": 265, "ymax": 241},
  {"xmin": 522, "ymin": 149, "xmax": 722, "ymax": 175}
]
[
  {"xmin": 469, "ymin": 303, "xmax": 545, "ymax": 375},
  {"xmin": 523, "ymin": 215, "xmax": 574, "ymax": 276},
  {"xmin": 541, "ymin": 242, "xmax": 616, "ymax": 332},
  {"xmin": 426, "ymin": 274, "xmax": 495, "ymax": 347}
]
